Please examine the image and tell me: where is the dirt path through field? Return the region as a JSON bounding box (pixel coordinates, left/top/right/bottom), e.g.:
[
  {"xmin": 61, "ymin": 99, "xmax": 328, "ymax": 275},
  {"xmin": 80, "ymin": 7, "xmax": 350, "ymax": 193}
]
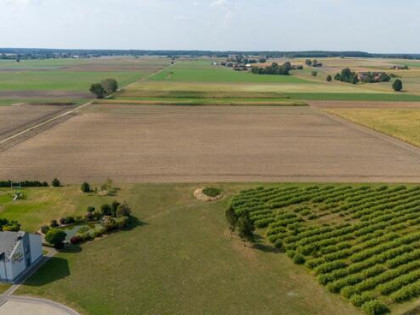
[{"xmin": 309, "ymin": 100, "xmax": 420, "ymax": 108}]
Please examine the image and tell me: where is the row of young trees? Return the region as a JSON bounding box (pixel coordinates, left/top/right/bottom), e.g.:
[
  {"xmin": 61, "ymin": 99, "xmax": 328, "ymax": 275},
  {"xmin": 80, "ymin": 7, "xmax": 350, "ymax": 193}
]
[{"xmin": 89, "ymin": 78, "xmax": 118, "ymax": 99}]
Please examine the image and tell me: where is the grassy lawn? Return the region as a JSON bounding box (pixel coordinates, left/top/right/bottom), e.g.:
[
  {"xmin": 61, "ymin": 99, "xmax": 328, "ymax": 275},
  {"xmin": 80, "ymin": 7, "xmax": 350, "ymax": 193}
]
[
  {"xmin": 15, "ymin": 184, "xmax": 359, "ymax": 315},
  {"xmin": 0, "ymin": 186, "xmax": 120, "ymax": 232},
  {"xmin": 0, "ymin": 283, "xmax": 11, "ymax": 295},
  {"xmin": 326, "ymin": 108, "xmax": 420, "ymax": 147}
]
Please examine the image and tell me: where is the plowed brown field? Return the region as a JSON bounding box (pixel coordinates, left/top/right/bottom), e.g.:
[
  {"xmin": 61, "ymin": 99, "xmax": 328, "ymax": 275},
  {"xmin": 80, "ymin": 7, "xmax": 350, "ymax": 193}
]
[{"xmin": 0, "ymin": 104, "xmax": 419, "ymax": 183}]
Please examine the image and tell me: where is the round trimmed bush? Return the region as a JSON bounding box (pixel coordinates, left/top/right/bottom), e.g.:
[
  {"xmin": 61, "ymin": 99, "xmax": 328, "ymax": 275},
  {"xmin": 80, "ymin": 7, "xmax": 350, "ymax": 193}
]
[
  {"xmin": 41, "ymin": 225, "xmax": 50, "ymax": 234},
  {"xmin": 202, "ymin": 187, "xmax": 222, "ymax": 197},
  {"xmin": 70, "ymin": 235, "xmax": 82, "ymax": 245}
]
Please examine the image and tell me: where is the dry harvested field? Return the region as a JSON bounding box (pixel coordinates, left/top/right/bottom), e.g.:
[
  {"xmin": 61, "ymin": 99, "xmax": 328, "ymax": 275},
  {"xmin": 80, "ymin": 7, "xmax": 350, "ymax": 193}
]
[
  {"xmin": 0, "ymin": 104, "xmax": 420, "ymax": 183},
  {"xmin": 309, "ymin": 100, "xmax": 420, "ymax": 109},
  {"xmin": 0, "ymin": 103, "xmax": 75, "ymax": 140}
]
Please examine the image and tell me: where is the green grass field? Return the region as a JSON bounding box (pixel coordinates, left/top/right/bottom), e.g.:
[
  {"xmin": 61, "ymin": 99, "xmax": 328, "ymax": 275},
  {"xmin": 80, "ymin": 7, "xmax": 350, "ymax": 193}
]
[
  {"xmin": 326, "ymin": 109, "xmax": 420, "ymax": 147},
  {"xmin": 151, "ymin": 62, "xmax": 310, "ymax": 83},
  {"xmin": 0, "ymin": 57, "xmax": 170, "ymax": 107},
  {"xmin": 0, "ymin": 71, "xmax": 148, "ymax": 91},
  {"xmin": 12, "ymin": 184, "xmax": 359, "ymax": 315}
]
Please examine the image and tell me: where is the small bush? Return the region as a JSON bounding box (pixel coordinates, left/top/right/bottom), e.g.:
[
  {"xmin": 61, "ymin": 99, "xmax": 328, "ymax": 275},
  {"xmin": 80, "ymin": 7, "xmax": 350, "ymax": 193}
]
[
  {"xmin": 361, "ymin": 300, "xmax": 389, "ymax": 315},
  {"xmin": 65, "ymin": 216, "xmax": 75, "ymax": 224},
  {"xmin": 45, "ymin": 228, "xmax": 66, "ymax": 247},
  {"xmin": 293, "ymin": 254, "xmax": 306, "ymax": 265},
  {"xmin": 202, "ymin": 187, "xmax": 221, "ymax": 197},
  {"xmin": 50, "ymin": 219, "xmax": 59, "ymax": 228},
  {"xmin": 70, "ymin": 235, "xmax": 82, "ymax": 245},
  {"xmin": 81, "ymin": 182, "xmax": 91, "ymax": 193},
  {"xmin": 59, "ymin": 217, "xmax": 66, "ymax": 225},
  {"xmin": 78, "ymin": 226, "xmax": 90, "ymax": 233},
  {"xmin": 51, "ymin": 178, "xmax": 61, "ymax": 187},
  {"xmin": 41, "ymin": 225, "xmax": 50, "ymax": 234}
]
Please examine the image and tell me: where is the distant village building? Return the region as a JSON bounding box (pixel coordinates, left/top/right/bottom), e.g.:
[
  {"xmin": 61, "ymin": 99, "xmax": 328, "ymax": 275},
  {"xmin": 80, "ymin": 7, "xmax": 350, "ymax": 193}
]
[
  {"xmin": 0, "ymin": 231, "xmax": 43, "ymax": 283},
  {"xmin": 391, "ymin": 65, "xmax": 409, "ymax": 70}
]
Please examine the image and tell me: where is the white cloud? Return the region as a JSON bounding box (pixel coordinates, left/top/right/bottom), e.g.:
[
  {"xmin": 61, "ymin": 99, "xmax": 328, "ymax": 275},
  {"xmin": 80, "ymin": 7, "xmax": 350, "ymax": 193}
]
[
  {"xmin": 210, "ymin": 0, "xmax": 228, "ymax": 8},
  {"xmin": 2, "ymin": 0, "xmax": 42, "ymax": 4}
]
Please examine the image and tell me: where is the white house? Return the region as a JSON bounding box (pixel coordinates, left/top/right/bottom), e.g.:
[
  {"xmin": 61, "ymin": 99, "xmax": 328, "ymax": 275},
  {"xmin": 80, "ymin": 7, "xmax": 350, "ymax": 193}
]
[{"xmin": 0, "ymin": 231, "xmax": 43, "ymax": 283}]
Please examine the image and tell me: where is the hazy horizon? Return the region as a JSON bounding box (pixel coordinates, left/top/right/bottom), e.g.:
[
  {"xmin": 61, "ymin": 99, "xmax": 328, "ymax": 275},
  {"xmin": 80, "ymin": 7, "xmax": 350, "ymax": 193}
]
[{"xmin": 1, "ymin": 0, "xmax": 419, "ymax": 53}]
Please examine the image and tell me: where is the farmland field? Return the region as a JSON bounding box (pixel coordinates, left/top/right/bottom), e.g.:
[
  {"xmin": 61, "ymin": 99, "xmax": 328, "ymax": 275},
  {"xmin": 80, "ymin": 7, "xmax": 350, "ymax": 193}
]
[
  {"xmin": 112, "ymin": 58, "xmax": 420, "ymax": 106},
  {"xmin": 1, "ymin": 105, "xmax": 420, "ymax": 183},
  {"xmin": 326, "ymin": 109, "xmax": 420, "ymax": 147},
  {"xmin": 229, "ymin": 184, "xmax": 420, "ymax": 314},
  {"xmin": 0, "ymin": 57, "xmax": 170, "ymax": 107}
]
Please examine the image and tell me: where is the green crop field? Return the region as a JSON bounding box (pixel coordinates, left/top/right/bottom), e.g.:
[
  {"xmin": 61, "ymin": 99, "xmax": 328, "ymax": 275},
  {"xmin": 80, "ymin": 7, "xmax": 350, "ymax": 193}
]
[
  {"xmin": 0, "ymin": 57, "xmax": 170, "ymax": 107},
  {"xmin": 0, "ymin": 71, "xmax": 148, "ymax": 91},
  {"xmin": 326, "ymin": 109, "xmax": 420, "ymax": 147},
  {"xmin": 11, "ymin": 184, "xmax": 359, "ymax": 315},
  {"xmin": 229, "ymin": 184, "xmax": 420, "ymax": 314},
  {"xmin": 150, "ymin": 62, "xmax": 310, "ymax": 83}
]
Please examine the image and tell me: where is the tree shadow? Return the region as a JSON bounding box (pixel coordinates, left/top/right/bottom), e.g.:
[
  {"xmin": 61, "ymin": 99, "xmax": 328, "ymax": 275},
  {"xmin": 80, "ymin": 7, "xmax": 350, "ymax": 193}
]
[
  {"xmin": 252, "ymin": 235, "xmax": 282, "ymax": 254},
  {"xmin": 252, "ymin": 243, "xmax": 282, "ymax": 254},
  {"xmin": 59, "ymin": 244, "xmax": 82, "ymax": 253},
  {"xmin": 124, "ymin": 216, "xmax": 147, "ymax": 231},
  {"xmin": 23, "ymin": 257, "xmax": 71, "ymax": 287}
]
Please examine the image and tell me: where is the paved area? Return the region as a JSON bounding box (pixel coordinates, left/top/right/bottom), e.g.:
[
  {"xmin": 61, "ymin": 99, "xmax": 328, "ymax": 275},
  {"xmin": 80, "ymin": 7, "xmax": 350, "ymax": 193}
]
[{"xmin": 0, "ymin": 297, "xmax": 76, "ymax": 315}]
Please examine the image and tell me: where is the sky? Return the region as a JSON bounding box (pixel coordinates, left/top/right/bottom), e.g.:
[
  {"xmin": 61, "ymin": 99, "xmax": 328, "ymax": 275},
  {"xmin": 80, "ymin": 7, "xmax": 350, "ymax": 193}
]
[{"xmin": 0, "ymin": 0, "xmax": 419, "ymax": 53}]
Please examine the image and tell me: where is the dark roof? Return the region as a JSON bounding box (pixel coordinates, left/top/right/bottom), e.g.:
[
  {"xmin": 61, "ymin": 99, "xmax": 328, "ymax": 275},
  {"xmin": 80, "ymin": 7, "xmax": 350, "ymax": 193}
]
[{"xmin": 0, "ymin": 231, "xmax": 25, "ymax": 257}]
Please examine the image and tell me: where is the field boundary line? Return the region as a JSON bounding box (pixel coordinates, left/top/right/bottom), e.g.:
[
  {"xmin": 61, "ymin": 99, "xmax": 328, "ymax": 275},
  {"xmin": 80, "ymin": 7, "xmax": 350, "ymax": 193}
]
[{"xmin": 315, "ymin": 106, "xmax": 420, "ymax": 157}]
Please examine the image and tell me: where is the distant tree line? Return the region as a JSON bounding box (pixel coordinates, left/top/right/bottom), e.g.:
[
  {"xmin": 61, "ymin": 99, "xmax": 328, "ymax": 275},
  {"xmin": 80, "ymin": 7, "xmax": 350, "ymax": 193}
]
[
  {"xmin": 251, "ymin": 62, "xmax": 292, "ymax": 75},
  {"xmin": 1, "ymin": 48, "xmax": 420, "ymax": 60},
  {"xmin": 0, "ymin": 180, "xmax": 48, "ymax": 188}
]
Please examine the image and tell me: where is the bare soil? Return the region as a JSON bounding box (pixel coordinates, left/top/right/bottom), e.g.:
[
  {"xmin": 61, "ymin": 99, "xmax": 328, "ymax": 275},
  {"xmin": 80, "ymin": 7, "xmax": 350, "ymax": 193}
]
[
  {"xmin": 0, "ymin": 104, "xmax": 419, "ymax": 183},
  {"xmin": 0, "ymin": 103, "xmax": 75, "ymax": 141},
  {"xmin": 0, "ymin": 90, "xmax": 90, "ymax": 99},
  {"xmin": 309, "ymin": 100, "xmax": 420, "ymax": 108}
]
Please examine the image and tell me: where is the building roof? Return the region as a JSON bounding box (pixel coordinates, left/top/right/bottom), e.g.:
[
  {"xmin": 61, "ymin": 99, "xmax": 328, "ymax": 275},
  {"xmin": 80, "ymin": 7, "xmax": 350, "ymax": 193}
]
[{"xmin": 0, "ymin": 231, "xmax": 25, "ymax": 257}]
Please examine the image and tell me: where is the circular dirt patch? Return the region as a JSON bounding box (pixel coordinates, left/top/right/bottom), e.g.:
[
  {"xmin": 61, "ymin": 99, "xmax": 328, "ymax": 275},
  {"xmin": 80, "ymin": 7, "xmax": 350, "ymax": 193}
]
[{"xmin": 194, "ymin": 188, "xmax": 222, "ymax": 202}]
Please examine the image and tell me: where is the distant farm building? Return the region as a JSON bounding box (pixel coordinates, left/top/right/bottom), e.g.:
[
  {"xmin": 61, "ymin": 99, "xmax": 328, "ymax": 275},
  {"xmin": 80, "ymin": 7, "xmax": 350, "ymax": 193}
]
[{"xmin": 0, "ymin": 231, "xmax": 43, "ymax": 283}]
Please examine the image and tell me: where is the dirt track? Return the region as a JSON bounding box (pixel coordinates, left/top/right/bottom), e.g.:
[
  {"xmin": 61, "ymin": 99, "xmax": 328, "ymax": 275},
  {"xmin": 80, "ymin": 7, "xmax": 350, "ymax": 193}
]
[
  {"xmin": 0, "ymin": 104, "xmax": 419, "ymax": 183},
  {"xmin": 309, "ymin": 100, "xmax": 420, "ymax": 109},
  {"xmin": 0, "ymin": 103, "xmax": 75, "ymax": 141}
]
